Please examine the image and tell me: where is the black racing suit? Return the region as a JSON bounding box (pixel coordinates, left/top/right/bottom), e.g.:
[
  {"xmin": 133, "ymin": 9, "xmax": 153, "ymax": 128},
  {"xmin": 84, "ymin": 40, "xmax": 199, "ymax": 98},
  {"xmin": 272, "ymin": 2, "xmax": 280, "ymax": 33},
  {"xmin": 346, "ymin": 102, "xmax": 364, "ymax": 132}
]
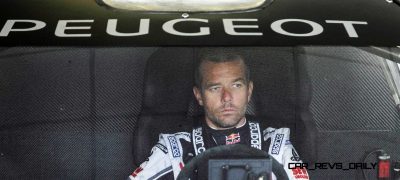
[{"xmin": 129, "ymin": 119, "xmax": 309, "ymax": 180}]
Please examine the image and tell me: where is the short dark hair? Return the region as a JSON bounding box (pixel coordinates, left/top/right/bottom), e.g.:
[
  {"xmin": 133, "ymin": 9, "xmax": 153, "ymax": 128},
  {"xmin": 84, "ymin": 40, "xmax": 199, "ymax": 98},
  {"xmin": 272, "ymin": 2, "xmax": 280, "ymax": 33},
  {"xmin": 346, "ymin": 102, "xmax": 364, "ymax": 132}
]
[{"xmin": 194, "ymin": 48, "xmax": 250, "ymax": 89}]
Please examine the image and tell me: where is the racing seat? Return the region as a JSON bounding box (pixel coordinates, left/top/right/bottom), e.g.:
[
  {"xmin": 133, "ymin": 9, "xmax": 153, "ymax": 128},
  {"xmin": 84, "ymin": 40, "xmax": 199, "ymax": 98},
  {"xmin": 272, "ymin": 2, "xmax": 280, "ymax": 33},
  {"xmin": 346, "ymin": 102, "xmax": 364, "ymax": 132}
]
[{"xmin": 133, "ymin": 47, "xmax": 317, "ymax": 166}]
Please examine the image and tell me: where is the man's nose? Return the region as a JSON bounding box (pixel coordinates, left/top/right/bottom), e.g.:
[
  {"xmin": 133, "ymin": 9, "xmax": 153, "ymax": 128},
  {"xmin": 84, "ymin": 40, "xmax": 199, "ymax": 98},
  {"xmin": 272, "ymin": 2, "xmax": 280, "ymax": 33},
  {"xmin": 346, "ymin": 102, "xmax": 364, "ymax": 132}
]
[{"xmin": 221, "ymin": 88, "xmax": 232, "ymax": 102}]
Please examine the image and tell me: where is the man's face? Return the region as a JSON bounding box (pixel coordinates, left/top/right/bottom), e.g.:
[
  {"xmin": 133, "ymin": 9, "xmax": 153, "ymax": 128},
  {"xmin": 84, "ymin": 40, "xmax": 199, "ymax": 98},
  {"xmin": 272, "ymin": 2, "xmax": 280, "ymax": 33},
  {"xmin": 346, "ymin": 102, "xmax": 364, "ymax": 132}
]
[{"xmin": 193, "ymin": 60, "xmax": 253, "ymax": 129}]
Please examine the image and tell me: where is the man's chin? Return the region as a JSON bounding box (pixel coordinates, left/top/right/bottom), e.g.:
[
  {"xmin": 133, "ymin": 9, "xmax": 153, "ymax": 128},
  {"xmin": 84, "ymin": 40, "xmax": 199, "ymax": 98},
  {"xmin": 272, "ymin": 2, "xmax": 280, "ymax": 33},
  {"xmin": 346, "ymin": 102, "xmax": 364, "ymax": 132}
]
[{"xmin": 216, "ymin": 116, "xmax": 242, "ymax": 128}]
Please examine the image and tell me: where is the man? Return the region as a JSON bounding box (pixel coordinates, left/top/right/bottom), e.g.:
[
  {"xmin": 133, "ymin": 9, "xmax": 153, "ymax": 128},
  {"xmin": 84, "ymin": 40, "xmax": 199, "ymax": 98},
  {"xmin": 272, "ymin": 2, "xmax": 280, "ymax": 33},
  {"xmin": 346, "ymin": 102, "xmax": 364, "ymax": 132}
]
[{"xmin": 129, "ymin": 48, "xmax": 309, "ymax": 180}]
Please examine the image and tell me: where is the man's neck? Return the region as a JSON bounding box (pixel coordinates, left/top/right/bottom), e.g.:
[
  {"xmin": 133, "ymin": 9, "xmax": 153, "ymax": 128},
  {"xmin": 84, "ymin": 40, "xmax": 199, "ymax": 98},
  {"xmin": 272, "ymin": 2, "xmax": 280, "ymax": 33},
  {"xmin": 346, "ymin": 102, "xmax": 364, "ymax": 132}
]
[{"xmin": 206, "ymin": 118, "xmax": 247, "ymax": 130}]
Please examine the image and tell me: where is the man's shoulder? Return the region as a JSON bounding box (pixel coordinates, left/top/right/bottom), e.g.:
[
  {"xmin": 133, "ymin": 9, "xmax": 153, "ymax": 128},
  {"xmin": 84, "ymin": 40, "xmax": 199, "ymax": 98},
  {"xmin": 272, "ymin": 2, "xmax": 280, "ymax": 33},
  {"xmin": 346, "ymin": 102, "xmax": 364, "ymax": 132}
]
[
  {"xmin": 158, "ymin": 131, "xmax": 192, "ymax": 142},
  {"xmin": 262, "ymin": 127, "xmax": 295, "ymax": 161},
  {"xmin": 262, "ymin": 127, "xmax": 291, "ymax": 137},
  {"xmin": 262, "ymin": 127, "xmax": 292, "ymax": 147},
  {"xmin": 246, "ymin": 116, "xmax": 289, "ymax": 133}
]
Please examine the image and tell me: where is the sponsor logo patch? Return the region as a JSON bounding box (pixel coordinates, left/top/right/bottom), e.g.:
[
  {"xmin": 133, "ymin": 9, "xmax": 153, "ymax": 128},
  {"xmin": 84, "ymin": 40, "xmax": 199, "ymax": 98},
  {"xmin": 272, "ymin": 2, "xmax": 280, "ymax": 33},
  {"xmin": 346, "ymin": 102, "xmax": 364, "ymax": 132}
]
[
  {"xmin": 168, "ymin": 136, "xmax": 181, "ymax": 158},
  {"xmin": 249, "ymin": 122, "xmax": 261, "ymax": 149},
  {"xmin": 193, "ymin": 127, "xmax": 206, "ymax": 155},
  {"xmin": 291, "ymin": 167, "xmax": 309, "ymax": 179},
  {"xmin": 271, "ymin": 134, "xmax": 284, "ymax": 155},
  {"xmin": 131, "ymin": 167, "xmax": 143, "ymax": 177},
  {"xmin": 155, "ymin": 143, "xmax": 168, "ymax": 154},
  {"xmin": 291, "ymin": 149, "xmax": 301, "ymax": 161},
  {"xmin": 225, "ymin": 133, "xmax": 241, "ymax": 145}
]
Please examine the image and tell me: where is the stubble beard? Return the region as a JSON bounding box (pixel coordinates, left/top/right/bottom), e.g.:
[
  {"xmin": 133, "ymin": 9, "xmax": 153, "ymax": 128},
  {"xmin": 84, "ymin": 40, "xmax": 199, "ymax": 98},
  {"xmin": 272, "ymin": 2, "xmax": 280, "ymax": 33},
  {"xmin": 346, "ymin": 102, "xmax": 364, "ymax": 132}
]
[{"xmin": 206, "ymin": 104, "xmax": 247, "ymax": 129}]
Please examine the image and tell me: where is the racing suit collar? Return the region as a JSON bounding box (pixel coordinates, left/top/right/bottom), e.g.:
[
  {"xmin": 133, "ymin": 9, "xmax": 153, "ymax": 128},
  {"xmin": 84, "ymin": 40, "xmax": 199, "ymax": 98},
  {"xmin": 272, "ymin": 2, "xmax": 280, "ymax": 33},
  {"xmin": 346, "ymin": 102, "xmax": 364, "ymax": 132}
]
[{"xmin": 202, "ymin": 119, "xmax": 250, "ymax": 147}]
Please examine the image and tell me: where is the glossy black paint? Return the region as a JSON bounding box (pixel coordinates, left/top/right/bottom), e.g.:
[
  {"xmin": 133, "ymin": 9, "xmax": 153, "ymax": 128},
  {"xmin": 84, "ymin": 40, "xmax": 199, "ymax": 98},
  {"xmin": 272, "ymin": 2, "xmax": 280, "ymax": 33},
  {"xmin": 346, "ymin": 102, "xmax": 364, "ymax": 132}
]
[{"xmin": 0, "ymin": 0, "xmax": 399, "ymax": 46}]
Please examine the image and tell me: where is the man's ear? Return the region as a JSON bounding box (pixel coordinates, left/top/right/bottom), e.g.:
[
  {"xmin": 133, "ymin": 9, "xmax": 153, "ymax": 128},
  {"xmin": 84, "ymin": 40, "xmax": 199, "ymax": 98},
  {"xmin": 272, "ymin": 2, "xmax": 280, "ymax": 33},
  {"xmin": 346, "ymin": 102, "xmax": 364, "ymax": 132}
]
[
  {"xmin": 247, "ymin": 81, "xmax": 254, "ymax": 102},
  {"xmin": 193, "ymin": 87, "xmax": 204, "ymax": 106}
]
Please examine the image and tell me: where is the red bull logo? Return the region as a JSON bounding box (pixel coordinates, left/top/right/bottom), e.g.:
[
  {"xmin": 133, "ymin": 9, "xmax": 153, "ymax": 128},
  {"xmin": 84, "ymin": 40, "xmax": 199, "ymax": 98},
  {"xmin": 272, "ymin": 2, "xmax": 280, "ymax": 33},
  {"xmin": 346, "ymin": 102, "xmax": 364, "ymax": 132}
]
[{"xmin": 225, "ymin": 133, "xmax": 240, "ymax": 145}]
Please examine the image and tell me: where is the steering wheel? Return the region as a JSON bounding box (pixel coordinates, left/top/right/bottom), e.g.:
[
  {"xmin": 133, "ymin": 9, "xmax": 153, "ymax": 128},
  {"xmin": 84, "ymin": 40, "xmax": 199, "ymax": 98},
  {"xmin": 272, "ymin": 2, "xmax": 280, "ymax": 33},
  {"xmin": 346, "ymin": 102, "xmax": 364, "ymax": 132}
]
[{"xmin": 177, "ymin": 144, "xmax": 288, "ymax": 180}]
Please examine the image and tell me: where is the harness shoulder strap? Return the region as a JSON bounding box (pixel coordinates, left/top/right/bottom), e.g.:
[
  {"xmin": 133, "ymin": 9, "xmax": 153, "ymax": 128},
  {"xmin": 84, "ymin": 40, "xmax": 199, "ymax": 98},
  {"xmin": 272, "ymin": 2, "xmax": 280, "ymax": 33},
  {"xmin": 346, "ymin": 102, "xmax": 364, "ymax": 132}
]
[
  {"xmin": 248, "ymin": 121, "xmax": 263, "ymax": 150},
  {"xmin": 160, "ymin": 134, "xmax": 185, "ymax": 179},
  {"xmin": 192, "ymin": 127, "xmax": 205, "ymax": 156}
]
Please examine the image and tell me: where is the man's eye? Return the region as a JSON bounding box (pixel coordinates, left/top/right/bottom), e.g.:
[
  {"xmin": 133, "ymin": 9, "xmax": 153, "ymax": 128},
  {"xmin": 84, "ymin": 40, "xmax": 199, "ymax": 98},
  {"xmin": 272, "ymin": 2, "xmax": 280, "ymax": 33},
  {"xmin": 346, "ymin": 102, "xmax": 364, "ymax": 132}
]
[
  {"xmin": 233, "ymin": 83, "xmax": 243, "ymax": 88},
  {"xmin": 209, "ymin": 87, "xmax": 220, "ymax": 92}
]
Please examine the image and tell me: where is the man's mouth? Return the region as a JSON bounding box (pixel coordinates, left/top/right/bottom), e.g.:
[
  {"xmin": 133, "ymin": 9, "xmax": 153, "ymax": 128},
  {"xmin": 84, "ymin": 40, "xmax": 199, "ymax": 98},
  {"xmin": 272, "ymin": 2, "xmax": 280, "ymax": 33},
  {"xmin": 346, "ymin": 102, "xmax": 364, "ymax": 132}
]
[{"xmin": 221, "ymin": 108, "xmax": 236, "ymax": 113}]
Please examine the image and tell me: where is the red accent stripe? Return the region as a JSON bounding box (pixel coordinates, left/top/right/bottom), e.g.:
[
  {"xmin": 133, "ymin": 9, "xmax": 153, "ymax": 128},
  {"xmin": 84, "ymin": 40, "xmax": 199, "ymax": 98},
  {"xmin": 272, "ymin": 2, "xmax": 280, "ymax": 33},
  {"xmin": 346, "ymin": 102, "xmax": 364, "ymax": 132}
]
[
  {"xmin": 131, "ymin": 167, "xmax": 143, "ymax": 177},
  {"xmin": 378, "ymin": 161, "xmax": 390, "ymax": 178}
]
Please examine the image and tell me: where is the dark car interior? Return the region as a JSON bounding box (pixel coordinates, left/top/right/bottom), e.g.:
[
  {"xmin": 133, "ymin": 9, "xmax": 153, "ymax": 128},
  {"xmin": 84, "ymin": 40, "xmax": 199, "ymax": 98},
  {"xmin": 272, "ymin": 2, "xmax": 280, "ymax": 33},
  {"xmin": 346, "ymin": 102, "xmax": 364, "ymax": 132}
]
[{"xmin": 1, "ymin": 46, "xmax": 399, "ymax": 179}]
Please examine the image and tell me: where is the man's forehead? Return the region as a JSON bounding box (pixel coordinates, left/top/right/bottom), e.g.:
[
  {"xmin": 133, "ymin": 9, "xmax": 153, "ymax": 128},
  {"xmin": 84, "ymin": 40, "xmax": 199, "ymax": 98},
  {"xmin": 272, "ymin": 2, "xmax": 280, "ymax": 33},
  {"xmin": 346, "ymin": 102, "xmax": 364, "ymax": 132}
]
[
  {"xmin": 200, "ymin": 60, "xmax": 246, "ymax": 83},
  {"xmin": 200, "ymin": 59, "xmax": 245, "ymax": 72}
]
